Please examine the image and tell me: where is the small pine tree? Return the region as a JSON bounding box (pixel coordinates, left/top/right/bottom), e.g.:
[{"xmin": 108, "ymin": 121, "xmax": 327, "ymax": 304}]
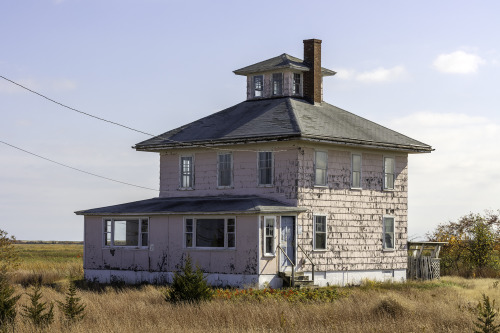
[
  {"xmin": 475, "ymin": 294, "xmax": 500, "ymax": 333},
  {"xmin": 21, "ymin": 284, "xmax": 54, "ymax": 329},
  {"xmin": 57, "ymin": 282, "xmax": 85, "ymax": 322},
  {"xmin": 0, "ymin": 270, "xmax": 20, "ymax": 330},
  {"xmin": 166, "ymin": 255, "xmax": 212, "ymax": 303}
]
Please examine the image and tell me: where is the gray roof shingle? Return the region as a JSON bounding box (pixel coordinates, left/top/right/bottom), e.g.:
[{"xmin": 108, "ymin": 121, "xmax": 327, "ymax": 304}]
[
  {"xmin": 135, "ymin": 97, "xmax": 432, "ymax": 152},
  {"xmin": 233, "ymin": 53, "xmax": 336, "ymax": 76},
  {"xmin": 75, "ymin": 195, "xmax": 305, "ymax": 216}
]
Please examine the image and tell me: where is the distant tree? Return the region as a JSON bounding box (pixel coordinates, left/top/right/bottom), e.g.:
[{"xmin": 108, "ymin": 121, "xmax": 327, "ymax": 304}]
[
  {"xmin": 57, "ymin": 282, "xmax": 86, "ymax": 322},
  {"xmin": 427, "ymin": 211, "xmax": 500, "ymax": 277},
  {"xmin": 22, "ymin": 284, "xmax": 54, "ymax": 329},
  {"xmin": 0, "ymin": 229, "xmax": 20, "ymax": 272},
  {"xmin": 165, "ymin": 255, "xmax": 212, "ymax": 303},
  {"xmin": 0, "ymin": 271, "xmax": 20, "ymax": 331}
]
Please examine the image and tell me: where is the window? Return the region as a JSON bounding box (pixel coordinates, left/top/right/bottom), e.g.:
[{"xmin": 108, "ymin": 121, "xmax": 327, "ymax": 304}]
[
  {"xmin": 103, "ymin": 218, "xmax": 149, "ymax": 247},
  {"xmin": 184, "ymin": 217, "xmax": 236, "ymax": 249},
  {"xmin": 258, "ymin": 152, "xmax": 273, "ymax": 185},
  {"xmin": 383, "ymin": 216, "xmax": 395, "ymax": 250},
  {"xmin": 264, "ymin": 216, "xmax": 275, "ymax": 256},
  {"xmin": 180, "ymin": 156, "xmax": 193, "ymax": 188},
  {"xmin": 314, "ymin": 151, "xmax": 327, "ymax": 186},
  {"xmin": 352, "ymin": 154, "xmax": 361, "ymax": 188},
  {"xmin": 218, "ymin": 153, "xmax": 232, "ymax": 187},
  {"xmin": 272, "ymin": 73, "xmax": 283, "ymax": 96},
  {"xmin": 253, "ymin": 75, "xmax": 263, "ymax": 97},
  {"xmin": 314, "ymin": 215, "xmax": 327, "ymax": 250},
  {"xmin": 384, "ymin": 157, "xmax": 395, "ymax": 190},
  {"xmin": 293, "ymin": 73, "xmax": 301, "ymax": 95}
]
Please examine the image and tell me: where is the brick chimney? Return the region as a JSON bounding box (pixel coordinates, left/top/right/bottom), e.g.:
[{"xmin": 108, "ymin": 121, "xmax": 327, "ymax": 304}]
[{"xmin": 303, "ymin": 39, "xmax": 322, "ymax": 104}]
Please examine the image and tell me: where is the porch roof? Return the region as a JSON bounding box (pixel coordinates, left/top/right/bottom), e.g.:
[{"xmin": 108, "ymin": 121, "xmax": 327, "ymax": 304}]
[{"xmin": 75, "ymin": 195, "xmax": 306, "ymax": 216}]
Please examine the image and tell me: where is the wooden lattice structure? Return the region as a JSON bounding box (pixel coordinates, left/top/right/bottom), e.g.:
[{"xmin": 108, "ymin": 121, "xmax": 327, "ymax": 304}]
[{"xmin": 407, "ymin": 242, "xmax": 447, "ymax": 280}]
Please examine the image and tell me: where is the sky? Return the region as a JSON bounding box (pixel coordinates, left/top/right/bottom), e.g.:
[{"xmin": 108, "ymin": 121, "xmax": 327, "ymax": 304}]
[{"xmin": 1, "ymin": 0, "xmax": 499, "ymax": 241}]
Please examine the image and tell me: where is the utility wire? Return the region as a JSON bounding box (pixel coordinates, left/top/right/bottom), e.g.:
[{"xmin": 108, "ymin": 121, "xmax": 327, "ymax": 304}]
[
  {"xmin": 0, "ymin": 75, "xmax": 289, "ymax": 153},
  {"xmin": 0, "ymin": 140, "xmax": 159, "ymax": 192}
]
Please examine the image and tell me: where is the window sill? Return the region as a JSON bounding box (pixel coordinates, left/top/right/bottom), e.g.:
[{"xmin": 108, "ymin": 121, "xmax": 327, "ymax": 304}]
[
  {"xmin": 312, "ymin": 249, "xmax": 328, "ymax": 252},
  {"xmin": 258, "ymin": 184, "xmax": 274, "ymax": 188},
  {"xmin": 313, "ymin": 185, "xmax": 328, "ymax": 188},
  {"xmin": 178, "ymin": 187, "xmax": 195, "ymax": 191},
  {"xmin": 185, "ymin": 248, "xmax": 236, "ymax": 251},
  {"xmin": 350, "ymin": 187, "xmax": 362, "ymax": 191},
  {"xmin": 382, "ymin": 248, "xmax": 395, "ymax": 252},
  {"xmin": 262, "ymin": 254, "xmax": 276, "ymax": 259},
  {"xmin": 103, "ymin": 246, "xmax": 149, "ymax": 250},
  {"xmin": 217, "ymin": 186, "xmax": 233, "ymax": 190},
  {"xmin": 383, "ymin": 188, "xmax": 395, "ymax": 192}
]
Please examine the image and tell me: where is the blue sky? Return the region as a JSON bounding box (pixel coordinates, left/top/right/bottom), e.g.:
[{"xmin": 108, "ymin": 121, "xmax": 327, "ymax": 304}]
[{"xmin": 1, "ymin": 0, "xmax": 499, "ymax": 240}]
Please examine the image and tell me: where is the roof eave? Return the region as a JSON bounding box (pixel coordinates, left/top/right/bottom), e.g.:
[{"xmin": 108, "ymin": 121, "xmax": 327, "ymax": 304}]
[{"xmin": 75, "ymin": 207, "xmax": 308, "ymax": 216}]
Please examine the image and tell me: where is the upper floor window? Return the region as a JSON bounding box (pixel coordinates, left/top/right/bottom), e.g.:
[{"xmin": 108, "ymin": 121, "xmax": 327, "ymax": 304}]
[
  {"xmin": 180, "ymin": 156, "xmax": 193, "ymax": 188},
  {"xmin": 384, "ymin": 157, "xmax": 395, "ymax": 190},
  {"xmin": 103, "ymin": 218, "xmax": 149, "ymax": 248},
  {"xmin": 264, "ymin": 216, "xmax": 275, "ymax": 256},
  {"xmin": 293, "ymin": 73, "xmax": 301, "ymax": 95},
  {"xmin": 314, "ymin": 151, "xmax": 327, "ymax": 186},
  {"xmin": 218, "ymin": 153, "xmax": 233, "ymax": 187},
  {"xmin": 184, "ymin": 217, "xmax": 235, "ymax": 249},
  {"xmin": 383, "ymin": 216, "xmax": 395, "ymax": 250},
  {"xmin": 272, "ymin": 73, "xmax": 283, "ymax": 96},
  {"xmin": 351, "ymin": 154, "xmax": 362, "ymax": 188},
  {"xmin": 314, "ymin": 215, "xmax": 327, "ymax": 250},
  {"xmin": 253, "ymin": 75, "xmax": 263, "ymax": 98},
  {"xmin": 258, "ymin": 152, "xmax": 273, "ymax": 186}
]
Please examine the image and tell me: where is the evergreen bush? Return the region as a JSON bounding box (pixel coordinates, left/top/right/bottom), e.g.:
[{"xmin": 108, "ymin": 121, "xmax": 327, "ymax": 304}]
[
  {"xmin": 475, "ymin": 294, "xmax": 500, "ymax": 333},
  {"xmin": 165, "ymin": 255, "xmax": 212, "ymax": 303},
  {"xmin": 21, "ymin": 284, "xmax": 54, "ymax": 329},
  {"xmin": 0, "ymin": 270, "xmax": 20, "ymax": 331},
  {"xmin": 57, "ymin": 282, "xmax": 85, "ymax": 322}
]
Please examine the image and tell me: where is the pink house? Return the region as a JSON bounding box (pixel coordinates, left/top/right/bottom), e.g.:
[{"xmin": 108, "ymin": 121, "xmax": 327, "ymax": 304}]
[{"xmin": 76, "ymin": 39, "xmax": 432, "ymax": 288}]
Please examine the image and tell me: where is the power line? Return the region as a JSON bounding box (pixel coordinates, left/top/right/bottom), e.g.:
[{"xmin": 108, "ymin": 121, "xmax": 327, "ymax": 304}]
[
  {"xmin": 0, "ymin": 74, "xmax": 290, "ymax": 153},
  {"xmin": 0, "ymin": 140, "xmax": 158, "ymax": 192}
]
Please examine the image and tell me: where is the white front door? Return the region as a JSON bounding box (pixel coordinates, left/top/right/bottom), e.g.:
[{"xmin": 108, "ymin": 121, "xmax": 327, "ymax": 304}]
[{"xmin": 280, "ymin": 216, "xmax": 295, "ymax": 272}]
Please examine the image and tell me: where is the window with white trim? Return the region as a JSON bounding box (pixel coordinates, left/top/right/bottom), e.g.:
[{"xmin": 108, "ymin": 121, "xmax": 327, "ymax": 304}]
[
  {"xmin": 314, "ymin": 151, "xmax": 327, "ymax": 186},
  {"xmin": 184, "ymin": 217, "xmax": 236, "ymax": 249},
  {"xmin": 314, "ymin": 215, "xmax": 327, "ymax": 250},
  {"xmin": 264, "ymin": 216, "xmax": 275, "ymax": 256},
  {"xmin": 272, "ymin": 73, "xmax": 283, "ymax": 96},
  {"xmin": 384, "ymin": 157, "xmax": 395, "ymax": 190},
  {"xmin": 352, "ymin": 154, "xmax": 361, "ymax": 188},
  {"xmin": 258, "ymin": 152, "xmax": 273, "ymax": 185},
  {"xmin": 253, "ymin": 75, "xmax": 263, "ymax": 98},
  {"xmin": 383, "ymin": 216, "xmax": 395, "ymax": 250},
  {"xmin": 218, "ymin": 153, "xmax": 232, "ymax": 187},
  {"xmin": 103, "ymin": 218, "xmax": 149, "ymax": 247},
  {"xmin": 180, "ymin": 156, "xmax": 193, "ymax": 188},
  {"xmin": 293, "ymin": 73, "xmax": 301, "ymax": 95}
]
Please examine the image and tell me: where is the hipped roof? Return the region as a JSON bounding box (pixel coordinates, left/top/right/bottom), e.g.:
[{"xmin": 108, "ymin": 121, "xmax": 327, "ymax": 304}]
[{"xmin": 135, "ymin": 97, "xmax": 432, "ymax": 153}]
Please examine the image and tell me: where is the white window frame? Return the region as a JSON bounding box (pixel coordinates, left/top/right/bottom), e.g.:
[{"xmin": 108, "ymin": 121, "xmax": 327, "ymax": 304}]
[
  {"xmin": 253, "ymin": 75, "xmax": 263, "ymax": 98},
  {"xmin": 258, "ymin": 151, "xmax": 274, "ymax": 186},
  {"xmin": 292, "ymin": 73, "xmax": 302, "ymax": 96},
  {"xmin": 383, "ymin": 216, "xmax": 395, "ymax": 250},
  {"xmin": 263, "ymin": 216, "xmax": 276, "ymax": 256},
  {"xmin": 351, "ymin": 153, "xmax": 362, "ymax": 189},
  {"xmin": 314, "ymin": 150, "xmax": 328, "ymax": 186},
  {"xmin": 272, "ymin": 72, "xmax": 283, "ymax": 96},
  {"xmin": 102, "ymin": 217, "xmax": 149, "ymax": 248},
  {"xmin": 313, "ymin": 215, "xmax": 327, "ymax": 251},
  {"xmin": 217, "ymin": 152, "xmax": 233, "ymax": 188},
  {"xmin": 184, "ymin": 216, "xmax": 236, "ymax": 249},
  {"xmin": 383, "ymin": 156, "xmax": 395, "ymax": 190},
  {"xmin": 179, "ymin": 155, "xmax": 194, "ymax": 189}
]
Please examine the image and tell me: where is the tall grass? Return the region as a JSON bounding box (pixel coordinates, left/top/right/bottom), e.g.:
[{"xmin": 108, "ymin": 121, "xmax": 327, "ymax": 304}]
[{"xmin": 6, "ymin": 243, "xmax": 500, "ymax": 332}]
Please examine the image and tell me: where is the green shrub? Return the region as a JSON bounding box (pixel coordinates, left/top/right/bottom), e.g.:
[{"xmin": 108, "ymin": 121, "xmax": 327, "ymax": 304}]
[
  {"xmin": 57, "ymin": 282, "xmax": 85, "ymax": 322},
  {"xmin": 475, "ymin": 294, "xmax": 500, "ymax": 333},
  {"xmin": 21, "ymin": 284, "xmax": 54, "ymax": 329},
  {"xmin": 0, "ymin": 270, "xmax": 20, "ymax": 330},
  {"xmin": 165, "ymin": 255, "xmax": 212, "ymax": 304}
]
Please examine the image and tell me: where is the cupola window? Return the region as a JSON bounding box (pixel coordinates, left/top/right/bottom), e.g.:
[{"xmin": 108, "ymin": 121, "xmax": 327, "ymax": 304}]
[
  {"xmin": 253, "ymin": 75, "xmax": 263, "ymax": 97},
  {"xmin": 272, "ymin": 73, "xmax": 283, "ymax": 96}
]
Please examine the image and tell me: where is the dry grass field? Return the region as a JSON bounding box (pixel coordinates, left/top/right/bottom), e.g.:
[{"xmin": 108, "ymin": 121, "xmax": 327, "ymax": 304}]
[{"xmin": 4, "ymin": 243, "xmax": 500, "ymax": 332}]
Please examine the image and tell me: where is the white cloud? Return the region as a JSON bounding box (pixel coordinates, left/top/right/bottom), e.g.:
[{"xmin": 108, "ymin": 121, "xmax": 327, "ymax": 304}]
[
  {"xmin": 390, "ymin": 112, "xmax": 500, "ymax": 238},
  {"xmin": 433, "ymin": 51, "xmax": 486, "ymax": 74},
  {"xmin": 0, "ymin": 77, "xmax": 77, "ymax": 94},
  {"xmin": 335, "ymin": 66, "xmax": 408, "ymax": 83}
]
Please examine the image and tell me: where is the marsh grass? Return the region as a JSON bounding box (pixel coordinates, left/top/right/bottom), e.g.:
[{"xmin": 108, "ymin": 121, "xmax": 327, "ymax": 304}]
[{"xmin": 6, "ymin": 243, "xmax": 500, "ymax": 332}]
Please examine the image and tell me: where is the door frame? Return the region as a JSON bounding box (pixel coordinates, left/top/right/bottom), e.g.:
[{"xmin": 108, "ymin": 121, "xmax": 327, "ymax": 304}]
[{"xmin": 279, "ymin": 215, "xmax": 297, "ymax": 273}]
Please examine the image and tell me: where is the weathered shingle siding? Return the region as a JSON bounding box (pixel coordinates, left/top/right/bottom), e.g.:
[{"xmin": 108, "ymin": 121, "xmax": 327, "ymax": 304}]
[{"xmin": 296, "ymin": 147, "xmax": 408, "ymax": 272}]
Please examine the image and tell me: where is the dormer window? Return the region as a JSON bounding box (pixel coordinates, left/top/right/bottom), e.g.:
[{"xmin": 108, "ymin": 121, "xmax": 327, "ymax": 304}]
[
  {"xmin": 253, "ymin": 75, "xmax": 263, "ymax": 98},
  {"xmin": 293, "ymin": 73, "xmax": 301, "ymax": 95},
  {"xmin": 272, "ymin": 73, "xmax": 283, "ymax": 96}
]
